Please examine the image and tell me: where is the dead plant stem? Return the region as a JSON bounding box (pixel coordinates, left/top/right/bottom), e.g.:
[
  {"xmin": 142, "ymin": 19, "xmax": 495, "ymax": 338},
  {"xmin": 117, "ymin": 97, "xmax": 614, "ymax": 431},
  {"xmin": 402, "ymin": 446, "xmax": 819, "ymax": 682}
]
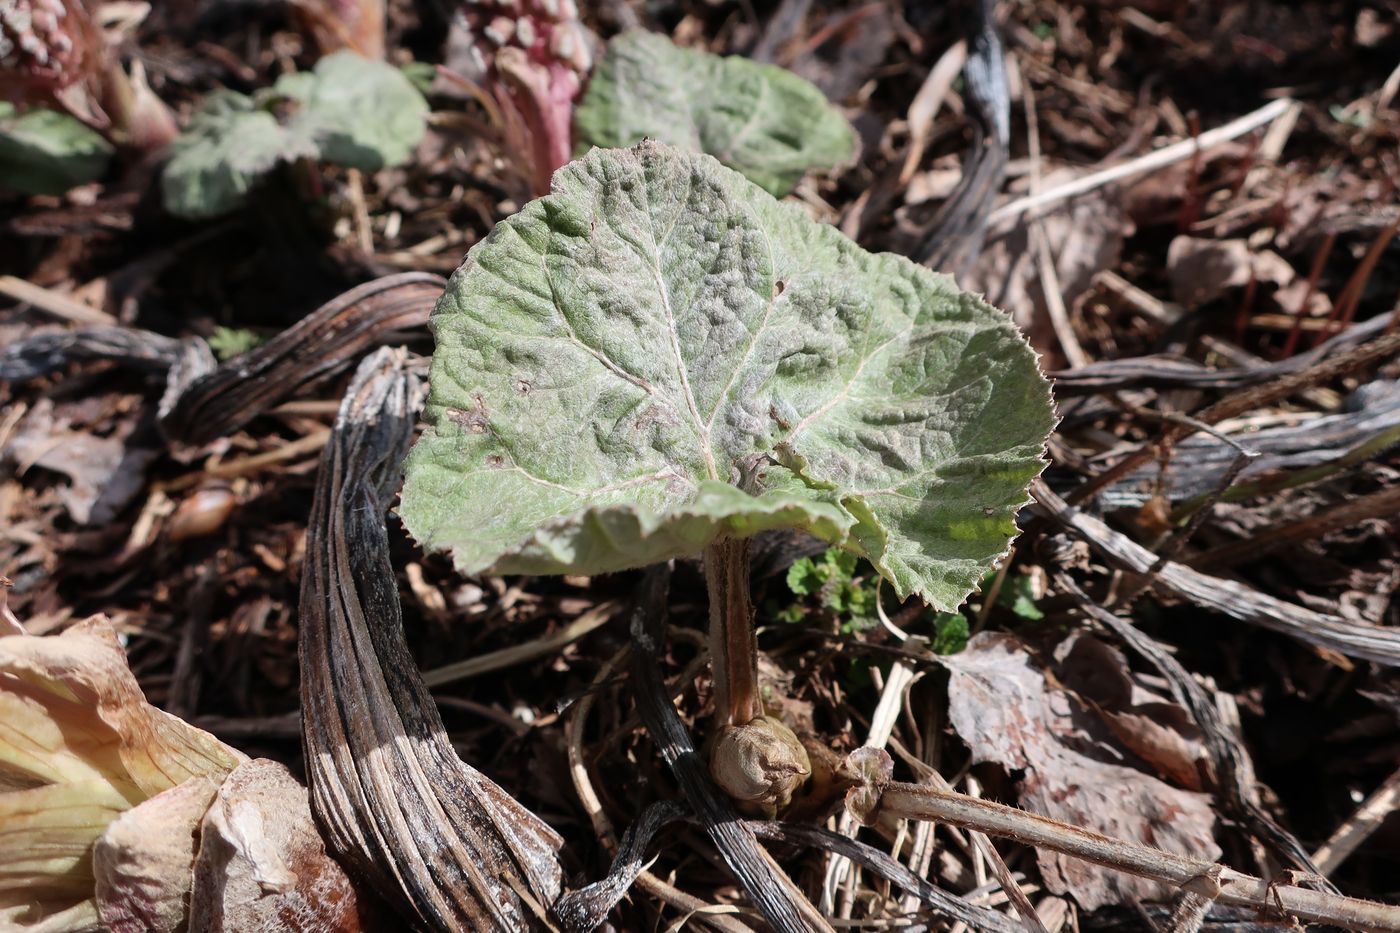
[
  {"xmin": 1067, "ymin": 328, "xmax": 1400, "ymax": 506},
  {"xmin": 874, "ymin": 782, "xmax": 1400, "ymax": 931},
  {"xmin": 988, "ymin": 98, "xmax": 1294, "ymax": 224}
]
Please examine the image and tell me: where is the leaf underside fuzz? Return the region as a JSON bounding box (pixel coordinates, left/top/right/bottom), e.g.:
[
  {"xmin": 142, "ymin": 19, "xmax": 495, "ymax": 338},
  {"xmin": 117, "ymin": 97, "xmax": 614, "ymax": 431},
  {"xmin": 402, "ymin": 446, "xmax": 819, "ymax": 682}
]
[
  {"xmin": 574, "ymin": 31, "xmax": 857, "ymax": 197},
  {"xmin": 401, "ymin": 141, "xmax": 1054, "ymax": 611}
]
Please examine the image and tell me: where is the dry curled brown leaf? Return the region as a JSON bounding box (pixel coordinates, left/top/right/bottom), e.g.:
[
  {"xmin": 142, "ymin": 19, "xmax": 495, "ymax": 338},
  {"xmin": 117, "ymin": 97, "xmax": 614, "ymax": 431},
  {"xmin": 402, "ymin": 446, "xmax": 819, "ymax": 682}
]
[
  {"xmin": 1166, "ymin": 235, "xmax": 1294, "ymax": 308},
  {"xmin": 189, "ymin": 759, "xmax": 383, "ymax": 933},
  {"xmin": 944, "ymin": 632, "xmax": 1222, "ymax": 911}
]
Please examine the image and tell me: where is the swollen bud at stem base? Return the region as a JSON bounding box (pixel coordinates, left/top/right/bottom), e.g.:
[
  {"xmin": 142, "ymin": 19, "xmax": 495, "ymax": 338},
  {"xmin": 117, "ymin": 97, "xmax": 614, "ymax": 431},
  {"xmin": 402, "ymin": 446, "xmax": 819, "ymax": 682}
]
[{"xmin": 709, "ymin": 715, "xmax": 811, "ymax": 817}]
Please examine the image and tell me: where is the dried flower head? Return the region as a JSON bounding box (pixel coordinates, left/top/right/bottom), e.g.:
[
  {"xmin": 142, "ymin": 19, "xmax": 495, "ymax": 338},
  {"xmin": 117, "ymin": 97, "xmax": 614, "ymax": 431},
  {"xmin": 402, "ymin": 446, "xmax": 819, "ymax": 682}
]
[
  {"xmin": 709, "ymin": 716, "xmax": 812, "ymax": 818},
  {"xmin": 1, "ymin": 0, "xmax": 104, "ymax": 120}
]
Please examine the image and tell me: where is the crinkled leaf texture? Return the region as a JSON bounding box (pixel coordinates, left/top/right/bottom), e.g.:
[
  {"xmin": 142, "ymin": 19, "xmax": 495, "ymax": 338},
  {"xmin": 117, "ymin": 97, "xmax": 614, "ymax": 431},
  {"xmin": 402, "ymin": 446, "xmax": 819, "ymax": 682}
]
[
  {"xmin": 574, "ymin": 31, "xmax": 857, "ymax": 197},
  {"xmin": 401, "ymin": 142, "xmax": 1054, "ymax": 610},
  {"xmin": 0, "ymin": 104, "xmax": 112, "ymax": 196}
]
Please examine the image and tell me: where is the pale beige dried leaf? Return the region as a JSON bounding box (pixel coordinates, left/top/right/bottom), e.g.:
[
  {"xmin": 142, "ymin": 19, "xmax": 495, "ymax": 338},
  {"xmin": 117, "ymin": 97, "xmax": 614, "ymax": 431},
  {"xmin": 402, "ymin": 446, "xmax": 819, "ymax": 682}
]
[
  {"xmin": 0, "ymin": 782, "xmax": 130, "ymax": 903},
  {"xmin": 189, "ymin": 759, "xmax": 378, "ymax": 933},
  {"xmin": 944, "ymin": 633, "xmax": 1221, "ymax": 911},
  {"xmin": 0, "ymin": 616, "xmax": 244, "ymax": 932},
  {"xmin": 0, "ymin": 900, "xmax": 100, "ymax": 933},
  {"xmin": 0, "ymin": 617, "xmax": 245, "ymax": 795},
  {"xmin": 93, "ymin": 777, "xmax": 222, "ymax": 933}
]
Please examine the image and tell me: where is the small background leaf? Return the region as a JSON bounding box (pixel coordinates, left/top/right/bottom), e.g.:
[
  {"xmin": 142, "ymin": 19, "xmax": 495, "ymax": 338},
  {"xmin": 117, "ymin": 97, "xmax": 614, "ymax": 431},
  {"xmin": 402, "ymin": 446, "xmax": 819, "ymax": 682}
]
[
  {"xmin": 930, "ymin": 613, "xmax": 969, "ymax": 655},
  {"xmin": 279, "ymin": 50, "xmax": 429, "ymax": 171},
  {"xmin": 161, "ymin": 53, "xmax": 427, "ymax": 218},
  {"xmin": 0, "ymin": 105, "xmax": 112, "ymax": 197},
  {"xmin": 161, "ymin": 91, "xmax": 315, "ymax": 218},
  {"xmin": 574, "ymin": 31, "xmax": 858, "ymax": 197}
]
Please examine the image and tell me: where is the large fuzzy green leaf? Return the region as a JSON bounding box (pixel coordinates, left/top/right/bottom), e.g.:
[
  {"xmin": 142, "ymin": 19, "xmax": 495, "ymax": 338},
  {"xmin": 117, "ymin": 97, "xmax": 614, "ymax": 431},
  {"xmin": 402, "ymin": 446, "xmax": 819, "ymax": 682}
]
[
  {"xmin": 401, "ymin": 142, "xmax": 1054, "ymax": 610},
  {"xmin": 0, "ymin": 105, "xmax": 112, "ymax": 196},
  {"xmin": 573, "ymin": 31, "xmax": 857, "ymax": 198}
]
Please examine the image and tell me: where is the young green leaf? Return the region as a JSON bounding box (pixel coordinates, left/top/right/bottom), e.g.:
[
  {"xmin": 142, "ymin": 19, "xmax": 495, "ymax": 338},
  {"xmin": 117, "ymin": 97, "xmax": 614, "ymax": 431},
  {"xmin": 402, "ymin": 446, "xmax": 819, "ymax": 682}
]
[
  {"xmin": 574, "ymin": 31, "xmax": 857, "ymax": 197},
  {"xmin": 0, "ymin": 104, "xmax": 112, "ymax": 196},
  {"xmin": 162, "ymin": 90, "xmax": 316, "ymax": 218},
  {"xmin": 401, "ymin": 142, "xmax": 1054, "ymax": 612},
  {"xmin": 1000, "ymin": 572, "xmax": 1045, "ymax": 621},
  {"xmin": 207, "ymin": 326, "xmax": 264, "ymax": 361},
  {"xmin": 785, "ymin": 556, "xmax": 823, "ymax": 596},
  {"xmin": 930, "ymin": 613, "xmax": 969, "ymax": 655},
  {"xmin": 783, "ymin": 548, "xmax": 878, "ymax": 630},
  {"xmin": 276, "ymin": 50, "xmax": 428, "ymax": 172}
]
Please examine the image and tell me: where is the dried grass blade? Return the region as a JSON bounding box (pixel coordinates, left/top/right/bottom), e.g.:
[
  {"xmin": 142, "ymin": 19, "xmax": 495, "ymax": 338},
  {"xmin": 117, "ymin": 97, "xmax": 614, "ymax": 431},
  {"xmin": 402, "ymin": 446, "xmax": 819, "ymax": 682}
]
[
  {"xmin": 553, "ymin": 800, "xmax": 688, "ymax": 931},
  {"xmin": 0, "ymin": 325, "xmax": 185, "ymax": 382},
  {"xmin": 1033, "ymin": 481, "xmax": 1400, "ymax": 667},
  {"xmin": 750, "ymin": 822, "xmax": 1021, "ymax": 933}
]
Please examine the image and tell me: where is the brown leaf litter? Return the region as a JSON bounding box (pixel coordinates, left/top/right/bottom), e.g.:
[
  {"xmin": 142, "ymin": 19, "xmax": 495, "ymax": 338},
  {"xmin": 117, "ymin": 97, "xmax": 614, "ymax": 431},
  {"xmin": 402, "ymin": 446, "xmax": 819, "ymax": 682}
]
[{"xmin": 944, "ymin": 632, "xmax": 1221, "ymax": 911}]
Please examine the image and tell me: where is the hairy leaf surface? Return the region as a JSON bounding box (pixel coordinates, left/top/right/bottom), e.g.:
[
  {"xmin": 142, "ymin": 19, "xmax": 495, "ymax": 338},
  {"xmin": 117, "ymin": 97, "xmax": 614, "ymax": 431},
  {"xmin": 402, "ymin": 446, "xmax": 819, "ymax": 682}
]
[
  {"xmin": 401, "ymin": 142, "xmax": 1054, "ymax": 609},
  {"xmin": 574, "ymin": 31, "xmax": 857, "ymax": 197}
]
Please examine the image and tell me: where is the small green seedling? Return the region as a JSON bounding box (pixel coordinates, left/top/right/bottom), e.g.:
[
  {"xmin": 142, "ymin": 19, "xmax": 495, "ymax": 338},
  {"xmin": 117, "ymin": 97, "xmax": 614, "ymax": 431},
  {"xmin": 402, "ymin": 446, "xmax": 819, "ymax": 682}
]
[
  {"xmin": 574, "ymin": 31, "xmax": 858, "ymax": 197},
  {"xmin": 997, "ymin": 571, "xmax": 1045, "ymax": 621},
  {"xmin": 783, "ymin": 547, "xmax": 969, "ymax": 648},
  {"xmin": 401, "ymin": 141, "xmax": 1054, "ymax": 812},
  {"xmin": 162, "ymin": 51, "xmax": 428, "ymax": 218},
  {"xmin": 930, "ymin": 613, "xmax": 970, "ymax": 655},
  {"xmin": 783, "ymin": 548, "xmax": 879, "ymax": 631},
  {"xmin": 207, "ymin": 326, "xmax": 264, "ymax": 361}
]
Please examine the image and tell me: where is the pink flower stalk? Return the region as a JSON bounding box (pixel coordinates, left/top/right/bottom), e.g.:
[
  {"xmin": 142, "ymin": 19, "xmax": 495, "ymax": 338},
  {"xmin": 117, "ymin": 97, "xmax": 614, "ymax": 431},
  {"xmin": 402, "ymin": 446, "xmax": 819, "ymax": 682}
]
[
  {"xmin": 455, "ymin": 0, "xmax": 591, "ymax": 194},
  {"xmin": 1, "ymin": 0, "xmax": 176, "ymax": 151}
]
